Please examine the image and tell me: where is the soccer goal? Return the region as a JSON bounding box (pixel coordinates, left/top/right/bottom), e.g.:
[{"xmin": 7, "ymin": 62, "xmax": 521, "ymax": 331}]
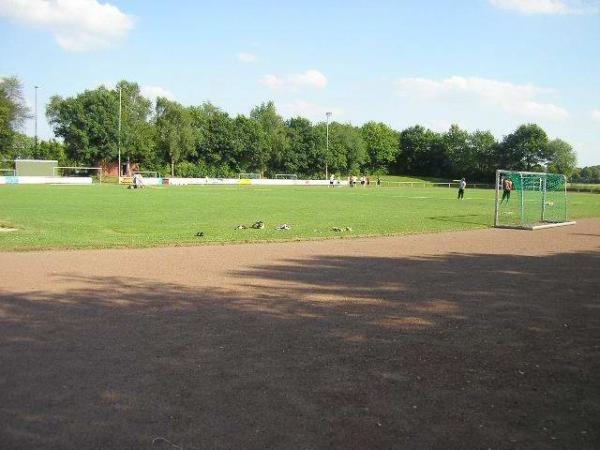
[
  {"xmin": 494, "ymin": 169, "xmax": 576, "ymax": 230},
  {"xmin": 238, "ymin": 172, "xmax": 261, "ymax": 179},
  {"xmin": 54, "ymin": 166, "xmax": 104, "ymax": 182},
  {"xmin": 274, "ymin": 173, "xmax": 298, "ymax": 180},
  {"xmin": 0, "ymin": 168, "xmax": 16, "ymax": 176}
]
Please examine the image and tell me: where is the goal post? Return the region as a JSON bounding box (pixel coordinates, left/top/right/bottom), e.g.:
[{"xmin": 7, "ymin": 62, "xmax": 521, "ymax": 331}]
[
  {"xmin": 238, "ymin": 172, "xmax": 261, "ymax": 179},
  {"xmin": 494, "ymin": 169, "xmax": 576, "ymax": 230},
  {"xmin": 54, "ymin": 166, "xmax": 103, "ymax": 183},
  {"xmin": 274, "ymin": 173, "xmax": 298, "ymax": 180}
]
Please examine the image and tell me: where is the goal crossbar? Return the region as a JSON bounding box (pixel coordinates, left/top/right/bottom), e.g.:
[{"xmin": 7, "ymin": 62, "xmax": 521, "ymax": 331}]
[
  {"xmin": 54, "ymin": 166, "xmax": 103, "ymax": 182},
  {"xmin": 494, "ymin": 169, "xmax": 575, "ymax": 230}
]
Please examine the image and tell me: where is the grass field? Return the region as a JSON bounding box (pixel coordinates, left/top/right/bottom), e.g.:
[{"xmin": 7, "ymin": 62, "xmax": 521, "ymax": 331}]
[{"xmin": 1, "ymin": 184, "xmax": 599, "ymax": 251}]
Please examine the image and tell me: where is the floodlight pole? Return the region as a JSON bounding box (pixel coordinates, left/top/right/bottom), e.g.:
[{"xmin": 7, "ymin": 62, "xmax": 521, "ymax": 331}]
[
  {"xmin": 34, "ymin": 86, "xmax": 39, "ymax": 151},
  {"xmin": 325, "ymin": 111, "xmax": 332, "ymax": 180},
  {"xmin": 118, "ymin": 86, "xmax": 122, "ymax": 181}
]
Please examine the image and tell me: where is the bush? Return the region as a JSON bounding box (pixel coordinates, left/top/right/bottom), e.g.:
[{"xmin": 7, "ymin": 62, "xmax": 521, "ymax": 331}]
[{"xmin": 175, "ymin": 161, "xmax": 204, "ymax": 178}]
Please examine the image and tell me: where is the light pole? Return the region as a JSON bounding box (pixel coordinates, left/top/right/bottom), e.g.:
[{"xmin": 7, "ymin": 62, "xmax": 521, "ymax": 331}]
[
  {"xmin": 325, "ymin": 111, "xmax": 332, "ymax": 180},
  {"xmin": 34, "ymin": 86, "xmax": 39, "ymax": 151},
  {"xmin": 118, "ymin": 86, "xmax": 122, "ymax": 180}
]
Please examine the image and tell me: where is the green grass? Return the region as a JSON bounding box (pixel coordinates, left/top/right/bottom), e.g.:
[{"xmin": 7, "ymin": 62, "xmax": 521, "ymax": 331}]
[
  {"xmin": 377, "ymin": 175, "xmax": 451, "ymax": 183},
  {"xmin": 568, "ymin": 183, "xmax": 600, "ymax": 193},
  {"xmin": 1, "ymin": 184, "xmax": 599, "ymax": 251}
]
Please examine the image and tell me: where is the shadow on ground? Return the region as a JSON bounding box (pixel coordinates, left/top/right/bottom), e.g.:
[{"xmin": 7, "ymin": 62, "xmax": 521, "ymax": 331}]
[
  {"xmin": 428, "ymin": 214, "xmax": 490, "ymax": 226},
  {"xmin": 1, "ymin": 251, "xmax": 599, "ymax": 449}
]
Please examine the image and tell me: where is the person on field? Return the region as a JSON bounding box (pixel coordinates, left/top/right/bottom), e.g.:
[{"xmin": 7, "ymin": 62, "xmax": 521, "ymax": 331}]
[
  {"xmin": 501, "ymin": 177, "xmax": 513, "ymax": 203},
  {"xmin": 457, "ymin": 178, "xmax": 466, "ymax": 200},
  {"xmin": 132, "ymin": 172, "xmax": 144, "ymax": 189},
  {"xmin": 329, "ymin": 174, "xmax": 335, "ymax": 187}
]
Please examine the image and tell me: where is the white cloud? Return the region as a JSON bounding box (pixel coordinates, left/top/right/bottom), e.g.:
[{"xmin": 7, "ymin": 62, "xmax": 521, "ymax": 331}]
[
  {"xmin": 0, "ymin": 0, "xmax": 134, "ymax": 51},
  {"xmin": 260, "ymin": 69, "xmax": 328, "ymax": 91},
  {"xmin": 488, "ymin": 0, "xmax": 599, "ymax": 14},
  {"xmin": 592, "ymin": 109, "xmax": 600, "ymax": 122},
  {"xmin": 289, "ymin": 70, "xmax": 328, "ymax": 89},
  {"xmin": 237, "ymin": 52, "xmax": 257, "ymax": 63},
  {"xmin": 260, "ymin": 74, "xmax": 284, "ymax": 89},
  {"xmin": 394, "ymin": 76, "xmax": 568, "ymax": 121},
  {"xmin": 140, "ymin": 85, "xmax": 175, "ymax": 102}
]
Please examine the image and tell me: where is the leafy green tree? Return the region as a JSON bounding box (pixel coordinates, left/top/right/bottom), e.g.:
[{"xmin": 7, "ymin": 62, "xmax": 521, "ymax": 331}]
[
  {"xmin": 0, "ymin": 88, "xmax": 14, "ymax": 153},
  {"xmin": 47, "ymin": 81, "xmax": 153, "ymax": 166},
  {"xmin": 444, "ymin": 124, "xmax": 471, "ymax": 177},
  {"xmin": 467, "ymin": 130, "xmax": 498, "ymax": 179},
  {"xmin": 314, "ymin": 122, "xmax": 367, "ymax": 175},
  {"xmin": 397, "ymin": 125, "xmax": 447, "ymax": 176},
  {"xmin": 250, "ymin": 101, "xmax": 288, "ymax": 175},
  {"xmin": 154, "ymin": 97, "xmax": 195, "ymax": 176},
  {"xmin": 282, "ymin": 117, "xmax": 316, "ymax": 176},
  {"xmin": 361, "ymin": 121, "xmax": 399, "ymax": 173},
  {"xmin": 0, "ymin": 77, "xmax": 31, "ymax": 156},
  {"xmin": 232, "ymin": 114, "xmax": 268, "ymax": 173},
  {"xmin": 0, "ymin": 77, "xmax": 30, "ymax": 131},
  {"xmin": 117, "ymin": 81, "xmax": 155, "ymax": 166},
  {"xmin": 339, "ymin": 124, "xmax": 367, "ymax": 174},
  {"xmin": 203, "ymin": 110, "xmax": 237, "ymax": 174},
  {"xmin": 546, "ymin": 138, "xmax": 577, "ymax": 178},
  {"xmin": 500, "ymin": 124, "xmax": 548, "ymax": 170}
]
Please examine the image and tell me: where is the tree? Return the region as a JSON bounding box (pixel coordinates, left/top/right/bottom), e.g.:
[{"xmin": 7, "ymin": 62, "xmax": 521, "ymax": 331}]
[
  {"xmin": 397, "ymin": 125, "xmax": 448, "ymax": 177},
  {"xmin": 250, "ymin": 101, "xmax": 288, "ymax": 176},
  {"xmin": 47, "ymin": 81, "xmax": 153, "ymax": 166},
  {"xmin": 233, "ymin": 114, "xmax": 268, "ymax": 174},
  {"xmin": 467, "ymin": 130, "xmax": 498, "ymax": 179},
  {"xmin": 0, "ymin": 89, "xmax": 15, "ymax": 154},
  {"xmin": 154, "ymin": 97, "xmax": 194, "ymax": 176},
  {"xmin": 361, "ymin": 122, "xmax": 399, "ymax": 173},
  {"xmin": 0, "ymin": 76, "xmax": 31, "ymax": 155},
  {"xmin": 546, "ymin": 138, "xmax": 577, "ymax": 178},
  {"xmin": 116, "ymin": 81, "xmax": 155, "ymax": 166},
  {"xmin": 284, "ymin": 117, "xmax": 317, "ymax": 176},
  {"xmin": 337, "ymin": 123, "xmax": 367, "ymax": 174},
  {"xmin": 443, "ymin": 124, "xmax": 471, "ymax": 177},
  {"xmin": 500, "ymin": 124, "xmax": 548, "ymax": 170}
]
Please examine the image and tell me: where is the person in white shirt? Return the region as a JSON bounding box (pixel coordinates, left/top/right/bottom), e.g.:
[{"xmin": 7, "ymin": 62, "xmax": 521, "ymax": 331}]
[
  {"xmin": 457, "ymin": 178, "xmax": 466, "ymax": 200},
  {"xmin": 329, "ymin": 174, "xmax": 335, "ymax": 187},
  {"xmin": 132, "ymin": 173, "xmax": 144, "ymax": 189}
]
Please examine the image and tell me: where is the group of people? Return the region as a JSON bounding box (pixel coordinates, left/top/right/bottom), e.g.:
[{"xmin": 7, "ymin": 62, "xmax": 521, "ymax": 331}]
[
  {"xmin": 329, "ymin": 174, "xmax": 372, "ymax": 187},
  {"xmin": 456, "ymin": 175, "xmax": 514, "ymax": 202}
]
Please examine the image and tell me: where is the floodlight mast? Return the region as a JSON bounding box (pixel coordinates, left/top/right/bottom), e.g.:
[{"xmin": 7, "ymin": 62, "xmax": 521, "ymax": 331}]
[
  {"xmin": 34, "ymin": 86, "xmax": 39, "ymax": 151},
  {"xmin": 325, "ymin": 111, "xmax": 332, "ymax": 180},
  {"xmin": 118, "ymin": 86, "xmax": 122, "ymax": 181}
]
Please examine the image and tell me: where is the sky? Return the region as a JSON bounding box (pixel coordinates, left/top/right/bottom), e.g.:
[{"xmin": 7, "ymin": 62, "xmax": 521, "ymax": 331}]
[{"xmin": 0, "ymin": 0, "xmax": 599, "ymax": 166}]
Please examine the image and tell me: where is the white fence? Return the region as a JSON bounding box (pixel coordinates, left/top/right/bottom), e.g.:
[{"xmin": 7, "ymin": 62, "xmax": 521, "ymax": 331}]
[
  {"xmin": 379, "ymin": 181, "xmax": 494, "ymax": 189},
  {"xmin": 0, "ymin": 176, "xmax": 93, "ymax": 185},
  {"xmin": 164, "ymin": 177, "xmax": 346, "ymax": 186}
]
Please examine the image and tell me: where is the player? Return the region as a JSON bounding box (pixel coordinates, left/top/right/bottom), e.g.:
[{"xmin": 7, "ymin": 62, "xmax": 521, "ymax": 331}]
[
  {"xmin": 329, "ymin": 174, "xmax": 335, "ymax": 187},
  {"xmin": 501, "ymin": 177, "xmax": 513, "ymax": 203},
  {"xmin": 457, "ymin": 178, "xmax": 466, "ymax": 200}
]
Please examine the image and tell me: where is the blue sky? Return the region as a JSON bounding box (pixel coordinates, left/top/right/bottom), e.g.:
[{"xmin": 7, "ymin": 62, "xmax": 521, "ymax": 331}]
[{"xmin": 1, "ymin": 0, "xmax": 599, "ymax": 165}]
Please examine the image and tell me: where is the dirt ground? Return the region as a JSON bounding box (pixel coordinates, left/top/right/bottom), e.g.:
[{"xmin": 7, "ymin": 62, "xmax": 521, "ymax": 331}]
[{"xmin": 1, "ymin": 220, "xmax": 599, "ymax": 450}]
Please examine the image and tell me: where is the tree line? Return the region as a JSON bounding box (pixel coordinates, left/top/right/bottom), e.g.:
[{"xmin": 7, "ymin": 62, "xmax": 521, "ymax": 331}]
[{"xmin": 1, "ymin": 78, "xmax": 580, "ymax": 180}]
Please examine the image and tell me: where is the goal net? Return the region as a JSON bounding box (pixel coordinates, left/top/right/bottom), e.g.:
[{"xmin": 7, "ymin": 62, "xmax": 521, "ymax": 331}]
[
  {"xmin": 494, "ymin": 169, "xmax": 575, "ymax": 230},
  {"xmin": 274, "ymin": 173, "xmax": 298, "ymax": 180},
  {"xmin": 54, "ymin": 166, "xmax": 103, "ymax": 182},
  {"xmin": 238, "ymin": 172, "xmax": 261, "ymax": 179}
]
